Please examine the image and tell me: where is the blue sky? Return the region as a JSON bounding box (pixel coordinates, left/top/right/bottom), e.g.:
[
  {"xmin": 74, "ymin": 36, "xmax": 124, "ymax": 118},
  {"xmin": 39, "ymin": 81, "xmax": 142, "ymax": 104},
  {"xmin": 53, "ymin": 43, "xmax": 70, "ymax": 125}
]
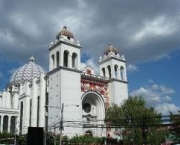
[{"xmin": 0, "ymin": 0, "xmax": 180, "ymax": 115}]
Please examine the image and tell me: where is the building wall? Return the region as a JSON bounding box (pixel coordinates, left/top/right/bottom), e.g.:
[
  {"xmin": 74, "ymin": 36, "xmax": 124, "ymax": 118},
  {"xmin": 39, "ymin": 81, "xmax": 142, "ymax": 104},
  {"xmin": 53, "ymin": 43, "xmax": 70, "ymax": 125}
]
[{"xmin": 48, "ymin": 68, "xmax": 82, "ymax": 137}]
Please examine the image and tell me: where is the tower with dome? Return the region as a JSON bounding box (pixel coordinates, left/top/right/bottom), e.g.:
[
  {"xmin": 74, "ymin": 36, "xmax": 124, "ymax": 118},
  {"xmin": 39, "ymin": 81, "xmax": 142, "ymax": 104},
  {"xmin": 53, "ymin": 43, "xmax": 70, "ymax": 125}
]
[{"xmin": 0, "ymin": 26, "xmax": 128, "ymax": 138}]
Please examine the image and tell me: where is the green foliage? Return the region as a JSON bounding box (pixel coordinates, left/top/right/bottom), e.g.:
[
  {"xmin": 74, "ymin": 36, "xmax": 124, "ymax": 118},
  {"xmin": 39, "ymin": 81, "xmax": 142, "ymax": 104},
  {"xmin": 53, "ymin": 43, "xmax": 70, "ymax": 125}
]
[
  {"xmin": 170, "ymin": 110, "xmax": 180, "ymax": 142},
  {"xmin": 46, "ymin": 132, "xmax": 60, "ymax": 145},
  {"xmin": 106, "ymin": 96, "xmax": 168, "ymax": 145},
  {"xmin": 69, "ymin": 135, "xmax": 102, "ymax": 144},
  {"xmin": 46, "ymin": 133, "xmax": 103, "ymax": 145},
  {"xmin": 0, "ymin": 132, "xmax": 14, "ymax": 144},
  {"xmin": 0, "ymin": 132, "xmax": 27, "ymax": 145},
  {"xmin": 17, "ymin": 134, "xmax": 27, "ymax": 145}
]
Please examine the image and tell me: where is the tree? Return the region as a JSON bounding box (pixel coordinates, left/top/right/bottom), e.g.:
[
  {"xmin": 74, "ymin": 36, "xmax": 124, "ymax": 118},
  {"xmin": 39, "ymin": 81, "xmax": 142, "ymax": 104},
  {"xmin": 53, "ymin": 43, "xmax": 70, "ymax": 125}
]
[
  {"xmin": 170, "ymin": 110, "xmax": 180, "ymax": 142},
  {"xmin": 105, "ymin": 96, "xmax": 168, "ymax": 145}
]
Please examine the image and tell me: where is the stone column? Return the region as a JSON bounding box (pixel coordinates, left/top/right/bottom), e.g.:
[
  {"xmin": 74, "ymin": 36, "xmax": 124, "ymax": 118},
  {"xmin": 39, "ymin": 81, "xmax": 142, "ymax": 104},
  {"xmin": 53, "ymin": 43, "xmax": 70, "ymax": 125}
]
[
  {"xmin": 2, "ymin": 90, "xmax": 6, "ymax": 108},
  {"xmin": 123, "ymin": 68, "xmax": 127, "ymax": 81},
  {"xmin": 0, "ymin": 115, "xmax": 3, "ymax": 132},
  {"xmin": 111, "ymin": 65, "xmax": 115, "ymax": 79},
  {"xmin": 24, "ymin": 96, "xmax": 30, "ymax": 132},
  {"xmin": 13, "ymin": 93, "xmax": 19, "ymax": 109},
  {"xmin": 39, "ymin": 74, "xmax": 46, "ymax": 127},
  {"xmin": 68, "ymin": 53, "xmax": 72, "ymax": 68},
  {"xmin": 60, "ymin": 51, "xmax": 64, "ymax": 67},
  {"xmin": 105, "ymin": 67, "xmax": 109, "ymax": 79},
  {"xmin": 31, "ymin": 79, "xmax": 37, "ymax": 127},
  {"xmin": 54, "ymin": 53, "xmax": 57, "ymax": 69},
  {"xmin": 6, "ymin": 92, "xmax": 11, "ymax": 108},
  {"xmin": 8, "ymin": 115, "xmax": 11, "ymax": 132},
  {"xmin": 118, "ymin": 68, "xmax": 121, "ymax": 80}
]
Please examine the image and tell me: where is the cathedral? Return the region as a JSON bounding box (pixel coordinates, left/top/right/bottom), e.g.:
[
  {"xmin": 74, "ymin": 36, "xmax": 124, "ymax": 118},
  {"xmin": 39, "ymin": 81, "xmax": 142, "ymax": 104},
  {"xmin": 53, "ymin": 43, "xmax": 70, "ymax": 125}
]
[{"xmin": 0, "ymin": 26, "xmax": 128, "ymax": 138}]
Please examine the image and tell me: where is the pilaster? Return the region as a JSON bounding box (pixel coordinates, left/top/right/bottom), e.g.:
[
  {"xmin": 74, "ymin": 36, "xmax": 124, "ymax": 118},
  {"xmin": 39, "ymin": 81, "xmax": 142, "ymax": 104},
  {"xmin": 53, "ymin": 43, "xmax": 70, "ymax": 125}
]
[
  {"xmin": 0, "ymin": 115, "xmax": 3, "ymax": 132},
  {"xmin": 8, "ymin": 115, "xmax": 11, "ymax": 132}
]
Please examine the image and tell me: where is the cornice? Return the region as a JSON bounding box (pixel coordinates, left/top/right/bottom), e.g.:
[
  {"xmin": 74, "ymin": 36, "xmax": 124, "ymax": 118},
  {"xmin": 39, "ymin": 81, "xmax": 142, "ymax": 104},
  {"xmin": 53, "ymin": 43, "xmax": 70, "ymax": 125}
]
[{"xmin": 47, "ymin": 66, "xmax": 82, "ymax": 76}]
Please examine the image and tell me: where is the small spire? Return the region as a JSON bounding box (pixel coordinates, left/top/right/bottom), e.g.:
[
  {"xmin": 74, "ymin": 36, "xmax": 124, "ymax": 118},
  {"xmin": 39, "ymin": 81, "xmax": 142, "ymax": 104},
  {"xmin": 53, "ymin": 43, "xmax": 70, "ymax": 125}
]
[
  {"xmin": 63, "ymin": 26, "xmax": 67, "ymax": 30},
  {"xmin": 109, "ymin": 43, "xmax": 113, "ymax": 47},
  {"xmin": 29, "ymin": 56, "xmax": 35, "ymax": 62}
]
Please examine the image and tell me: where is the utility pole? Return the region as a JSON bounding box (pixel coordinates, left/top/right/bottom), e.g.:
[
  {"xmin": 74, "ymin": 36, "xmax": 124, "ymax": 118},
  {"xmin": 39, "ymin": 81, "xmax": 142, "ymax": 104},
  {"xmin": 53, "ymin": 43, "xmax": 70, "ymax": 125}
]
[
  {"xmin": 45, "ymin": 103, "xmax": 78, "ymax": 145},
  {"xmin": 54, "ymin": 125, "xmax": 56, "ymax": 145},
  {"xmin": 59, "ymin": 103, "xmax": 64, "ymax": 145}
]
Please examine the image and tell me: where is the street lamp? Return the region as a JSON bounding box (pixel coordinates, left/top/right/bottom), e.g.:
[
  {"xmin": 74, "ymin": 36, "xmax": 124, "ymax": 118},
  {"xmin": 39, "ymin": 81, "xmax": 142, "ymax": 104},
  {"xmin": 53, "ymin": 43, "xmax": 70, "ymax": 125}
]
[{"xmin": 45, "ymin": 103, "xmax": 79, "ymax": 145}]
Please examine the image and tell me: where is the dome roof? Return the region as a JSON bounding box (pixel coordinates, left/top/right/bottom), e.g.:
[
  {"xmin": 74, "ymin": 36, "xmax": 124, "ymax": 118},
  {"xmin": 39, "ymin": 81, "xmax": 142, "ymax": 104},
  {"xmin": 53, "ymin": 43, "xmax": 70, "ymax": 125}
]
[
  {"xmin": 10, "ymin": 56, "xmax": 46, "ymax": 84},
  {"xmin": 104, "ymin": 44, "xmax": 118, "ymax": 54},
  {"xmin": 56, "ymin": 26, "xmax": 74, "ymax": 39}
]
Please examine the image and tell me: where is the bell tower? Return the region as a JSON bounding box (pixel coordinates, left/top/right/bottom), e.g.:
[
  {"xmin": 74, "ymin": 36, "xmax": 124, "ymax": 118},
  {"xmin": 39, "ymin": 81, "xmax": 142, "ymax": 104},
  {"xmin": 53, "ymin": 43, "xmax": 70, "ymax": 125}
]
[
  {"xmin": 49, "ymin": 26, "xmax": 81, "ymax": 70},
  {"xmin": 48, "ymin": 26, "xmax": 82, "ymax": 136},
  {"xmin": 99, "ymin": 44, "xmax": 128, "ymax": 105}
]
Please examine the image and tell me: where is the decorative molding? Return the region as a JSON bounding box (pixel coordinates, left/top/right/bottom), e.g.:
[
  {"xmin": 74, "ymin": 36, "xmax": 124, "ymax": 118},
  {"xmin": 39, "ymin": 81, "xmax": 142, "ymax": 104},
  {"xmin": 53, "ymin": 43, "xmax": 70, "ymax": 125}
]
[
  {"xmin": 48, "ymin": 66, "xmax": 82, "ymax": 75},
  {"xmin": 99, "ymin": 56, "xmax": 126, "ymax": 64}
]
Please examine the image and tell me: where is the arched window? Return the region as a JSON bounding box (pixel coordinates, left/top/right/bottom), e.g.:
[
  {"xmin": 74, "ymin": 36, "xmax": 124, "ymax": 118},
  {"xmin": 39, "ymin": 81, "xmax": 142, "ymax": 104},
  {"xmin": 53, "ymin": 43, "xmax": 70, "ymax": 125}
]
[
  {"xmin": 114, "ymin": 65, "xmax": 118, "ymax": 79},
  {"xmin": 108, "ymin": 65, "xmax": 111, "ymax": 79},
  {"xmin": 29, "ymin": 99, "xmax": 32, "ymax": 126},
  {"xmin": 63, "ymin": 51, "xmax": 69, "ymax": 67},
  {"xmin": 56, "ymin": 51, "xmax": 59, "ymax": 67},
  {"xmin": 72, "ymin": 53, "xmax": 77, "ymax": 68},
  {"xmin": 120, "ymin": 66, "xmax": 124, "ymax": 81},
  {"xmin": 20, "ymin": 102, "xmax": 23, "ymax": 134},
  {"xmin": 102, "ymin": 68, "xmax": 105, "ymax": 77},
  {"xmin": 10, "ymin": 116, "xmax": 16, "ymax": 133},
  {"xmin": 51, "ymin": 54, "xmax": 55, "ymax": 69},
  {"xmin": 3, "ymin": 116, "xmax": 8, "ymax": 132},
  {"xmin": 37, "ymin": 96, "xmax": 40, "ymax": 127}
]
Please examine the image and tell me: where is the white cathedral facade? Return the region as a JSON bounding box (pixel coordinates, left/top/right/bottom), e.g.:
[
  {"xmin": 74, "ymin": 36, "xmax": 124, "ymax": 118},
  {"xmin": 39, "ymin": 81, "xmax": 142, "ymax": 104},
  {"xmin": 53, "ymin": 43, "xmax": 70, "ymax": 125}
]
[{"xmin": 0, "ymin": 26, "xmax": 128, "ymax": 138}]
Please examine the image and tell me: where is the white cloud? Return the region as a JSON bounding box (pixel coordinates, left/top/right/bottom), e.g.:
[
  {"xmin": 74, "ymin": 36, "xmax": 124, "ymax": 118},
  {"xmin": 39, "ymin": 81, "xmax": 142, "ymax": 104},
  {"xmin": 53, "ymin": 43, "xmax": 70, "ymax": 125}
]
[
  {"xmin": 81, "ymin": 58, "xmax": 99, "ymax": 74},
  {"xmin": 152, "ymin": 84, "xmax": 159, "ymax": 90},
  {"xmin": 130, "ymin": 82, "xmax": 178, "ymax": 115},
  {"xmin": 162, "ymin": 96, "xmax": 172, "ymax": 102},
  {"xmin": 0, "ymin": 31, "xmax": 15, "ymax": 46},
  {"xmin": 132, "ymin": 16, "xmax": 177, "ymax": 42},
  {"xmin": 10, "ymin": 13, "xmax": 42, "ymax": 39},
  {"xmin": 127, "ymin": 64, "xmax": 138, "ymax": 72},
  {"xmin": 155, "ymin": 103, "xmax": 180, "ymax": 115},
  {"xmin": 131, "ymin": 87, "xmax": 161, "ymax": 105},
  {"xmin": 160, "ymin": 85, "xmax": 175, "ymax": 94}
]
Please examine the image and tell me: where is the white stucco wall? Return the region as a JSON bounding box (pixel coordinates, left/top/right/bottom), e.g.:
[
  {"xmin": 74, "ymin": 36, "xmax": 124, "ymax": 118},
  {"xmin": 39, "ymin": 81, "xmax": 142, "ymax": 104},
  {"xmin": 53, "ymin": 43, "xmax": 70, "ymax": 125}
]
[{"xmin": 48, "ymin": 68, "xmax": 82, "ymax": 137}]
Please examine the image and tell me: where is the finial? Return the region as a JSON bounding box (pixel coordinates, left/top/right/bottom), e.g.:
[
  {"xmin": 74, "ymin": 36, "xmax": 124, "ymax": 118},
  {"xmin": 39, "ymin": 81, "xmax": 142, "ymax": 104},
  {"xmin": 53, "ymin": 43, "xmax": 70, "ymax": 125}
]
[
  {"xmin": 63, "ymin": 26, "xmax": 67, "ymax": 30},
  {"xmin": 109, "ymin": 43, "xmax": 113, "ymax": 47},
  {"xmin": 29, "ymin": 56, "xmax": 35, "ymax": 62}
]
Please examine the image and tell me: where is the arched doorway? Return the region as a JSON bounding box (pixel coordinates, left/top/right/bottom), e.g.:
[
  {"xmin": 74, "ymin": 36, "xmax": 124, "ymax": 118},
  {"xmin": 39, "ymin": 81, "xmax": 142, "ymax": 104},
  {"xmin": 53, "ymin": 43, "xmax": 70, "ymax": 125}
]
[
  {"xmin": 85, "ymin": 130, "xmax": 93, "ymax": 136},
  {"xmin": 81, "ymin": 91, "xmax": 105, "ymax": 136}
]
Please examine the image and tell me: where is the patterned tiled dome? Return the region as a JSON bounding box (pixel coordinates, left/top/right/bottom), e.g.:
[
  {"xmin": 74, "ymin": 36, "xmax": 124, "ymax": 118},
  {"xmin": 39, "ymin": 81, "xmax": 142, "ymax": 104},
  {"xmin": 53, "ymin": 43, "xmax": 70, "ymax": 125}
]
[{"xmin": 10, "ymin": 56, "xmax": 46, "ymax": 84}]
